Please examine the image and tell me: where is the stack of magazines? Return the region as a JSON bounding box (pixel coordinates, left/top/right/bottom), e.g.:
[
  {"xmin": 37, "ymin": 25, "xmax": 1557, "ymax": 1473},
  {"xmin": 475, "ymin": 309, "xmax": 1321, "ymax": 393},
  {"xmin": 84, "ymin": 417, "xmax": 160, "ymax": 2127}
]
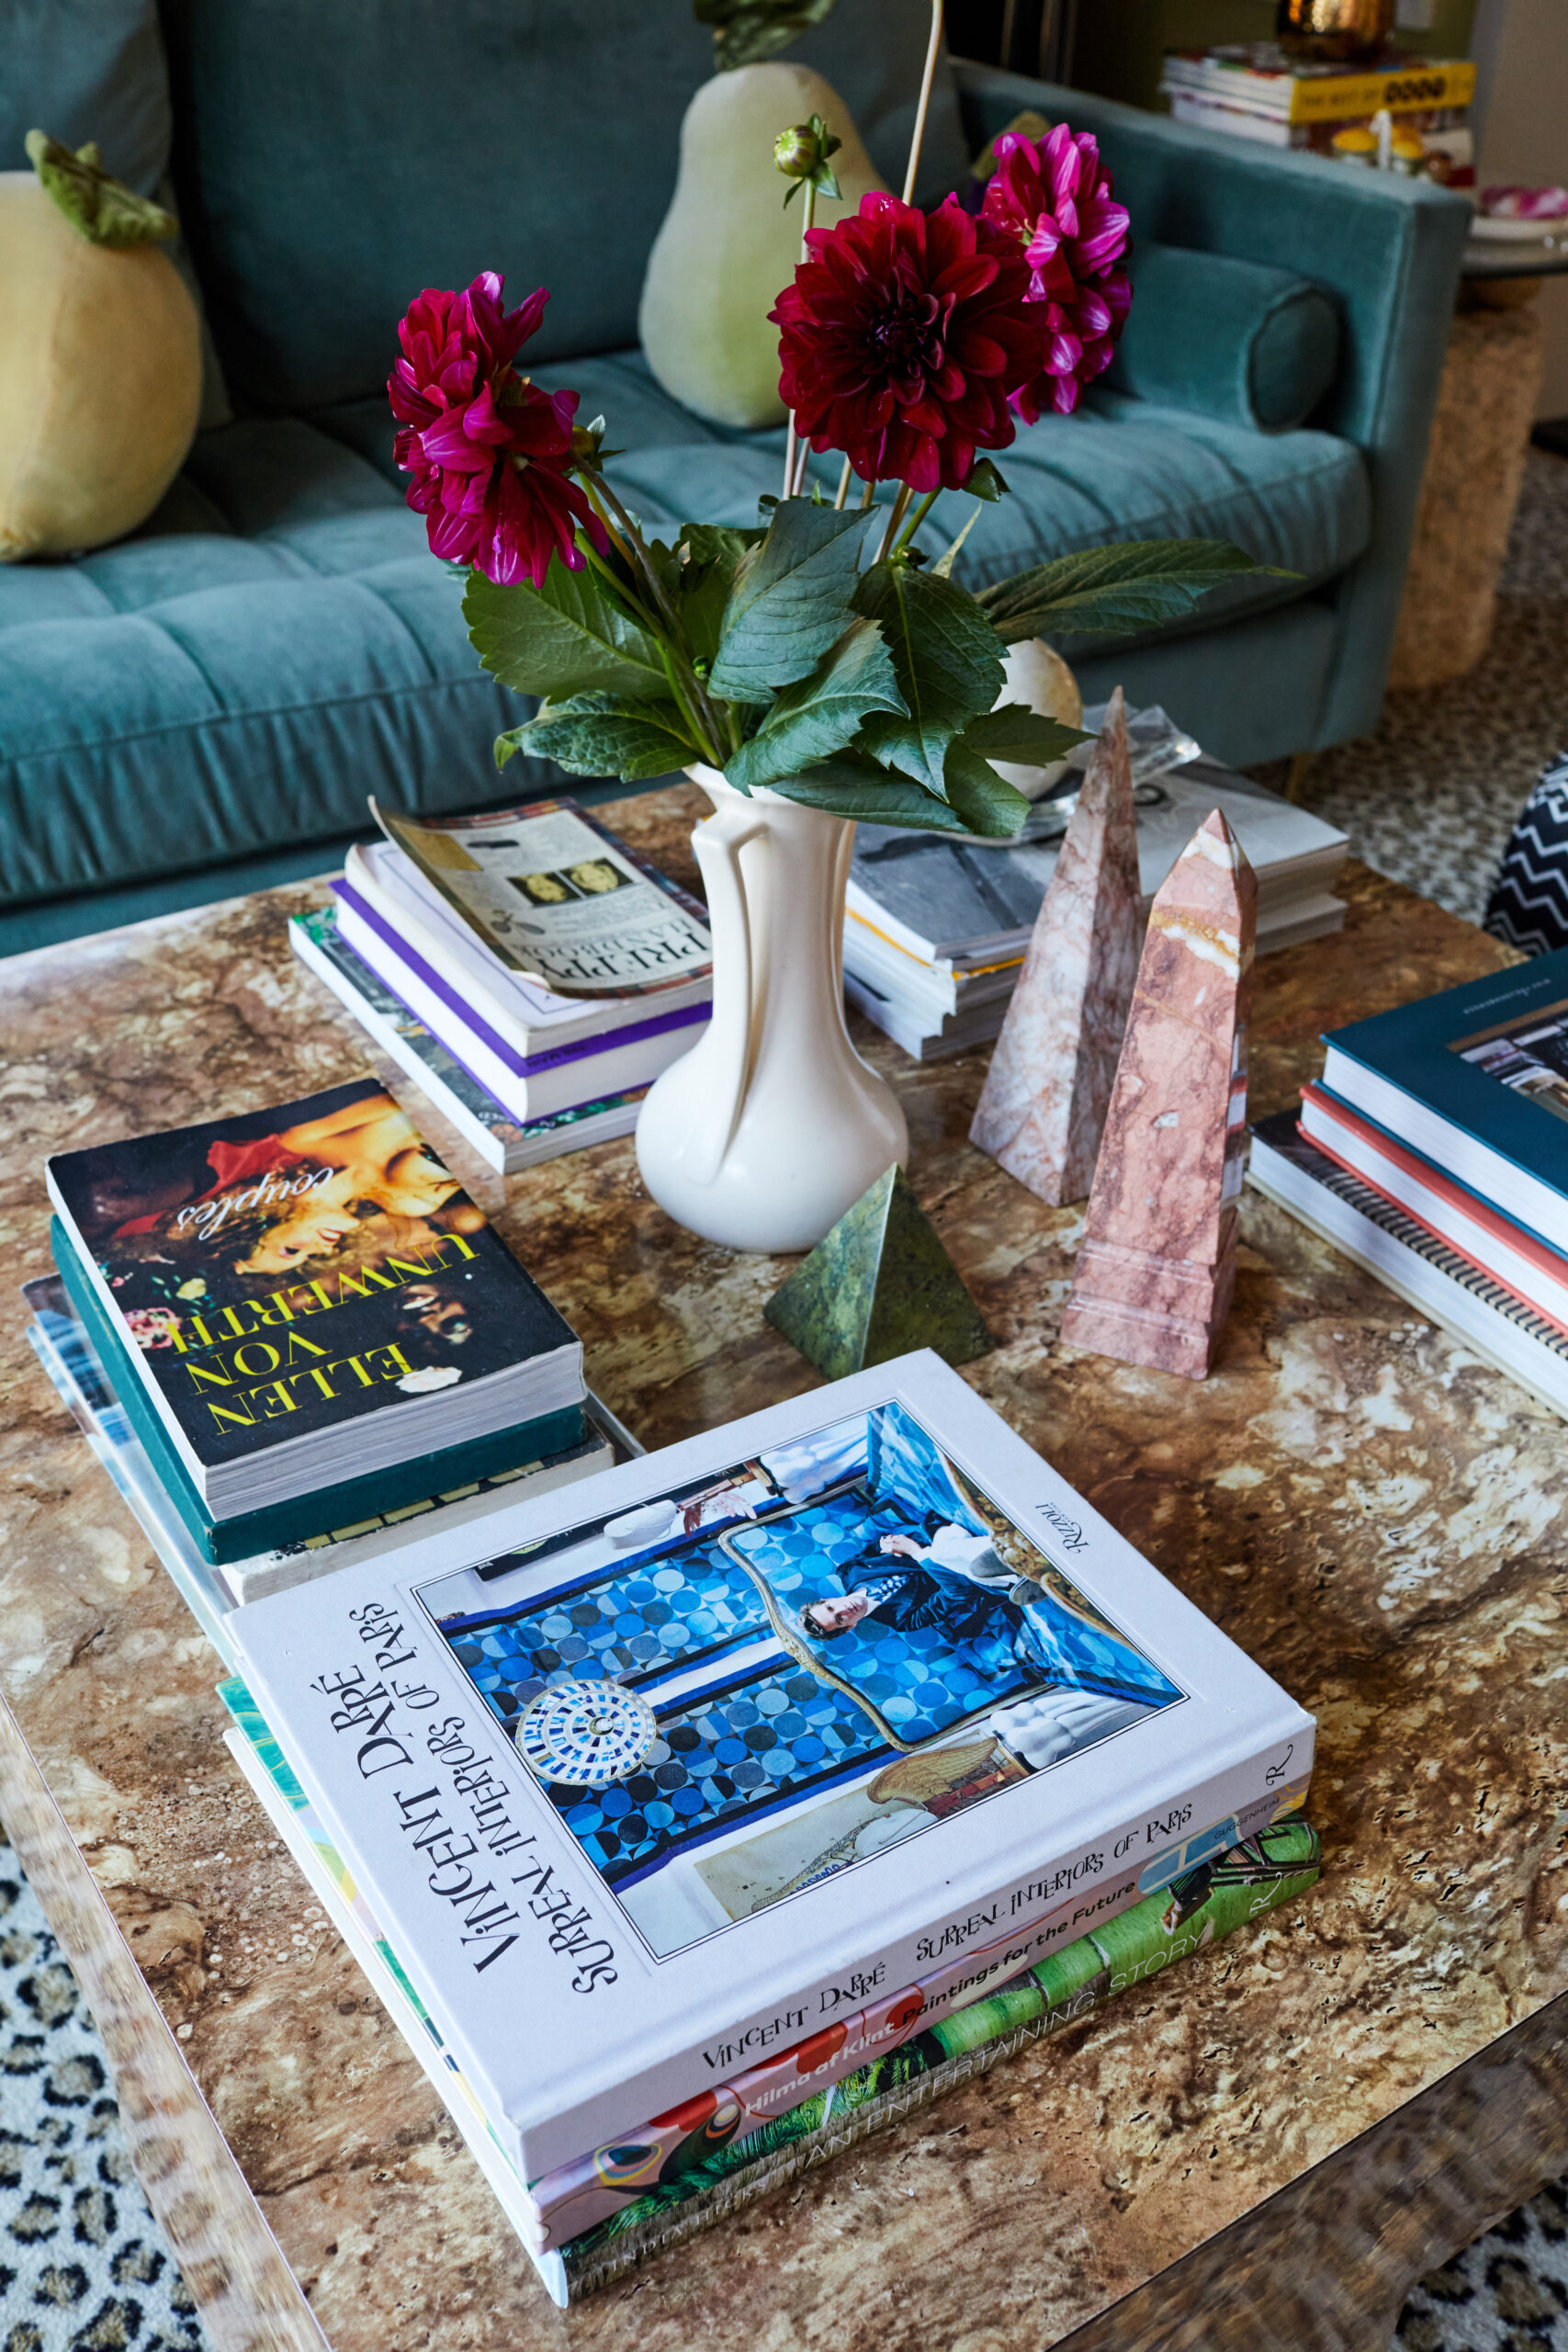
[
  {"xmin": 843, "ymin": 710, "xmax": 1348, "ymax": 1062},
  {"xmin": 217, "ymin": 1352, "xmax": 1319, "ymax": 2302},
  {"xmin": 39, "ymin": 1081, "xmax": 617, "ymax": 1593},
  {"xmin": 1249, "ymin": 950, "xmax": 1568, "ymax": 1419},
  {"xmin": 292, "ymin": 799, "xmax": 713, "ymax": 1172}
]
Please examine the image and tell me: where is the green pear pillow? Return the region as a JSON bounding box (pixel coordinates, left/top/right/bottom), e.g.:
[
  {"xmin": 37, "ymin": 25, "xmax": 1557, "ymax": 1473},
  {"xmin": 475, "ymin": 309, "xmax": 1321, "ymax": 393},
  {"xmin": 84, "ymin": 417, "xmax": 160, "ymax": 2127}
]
[
  {"xmin": 0, "ymin": 133, "xmax": 200, "ymax": 561},
  {"xmin": 640, "ymin": 61, "xmax": 886, "ymax": 430}
]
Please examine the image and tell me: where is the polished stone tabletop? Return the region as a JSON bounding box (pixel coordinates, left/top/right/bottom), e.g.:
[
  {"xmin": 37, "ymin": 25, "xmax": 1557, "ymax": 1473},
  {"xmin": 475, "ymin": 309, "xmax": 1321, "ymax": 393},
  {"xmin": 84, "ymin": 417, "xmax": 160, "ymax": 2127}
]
[{"xmin": 0, "ymin": 786, "xmax": 1564, "ymax": 2352}]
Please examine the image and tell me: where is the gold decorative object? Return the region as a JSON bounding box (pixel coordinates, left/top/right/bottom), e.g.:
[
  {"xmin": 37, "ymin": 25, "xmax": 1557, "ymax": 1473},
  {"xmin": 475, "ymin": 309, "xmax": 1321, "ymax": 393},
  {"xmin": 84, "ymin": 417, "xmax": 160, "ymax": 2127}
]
[{"xmin": 1277, "ymin": 0, "xmax": 1396, "ymax": 61}]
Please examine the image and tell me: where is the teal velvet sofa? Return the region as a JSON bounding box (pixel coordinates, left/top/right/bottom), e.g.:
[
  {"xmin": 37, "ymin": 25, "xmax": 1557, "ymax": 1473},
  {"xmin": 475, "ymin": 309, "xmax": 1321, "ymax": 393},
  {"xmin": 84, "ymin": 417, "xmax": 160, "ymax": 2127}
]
[{"xmin": 0, "ymin": 2, "xmax": 1471, "ymax": 956}]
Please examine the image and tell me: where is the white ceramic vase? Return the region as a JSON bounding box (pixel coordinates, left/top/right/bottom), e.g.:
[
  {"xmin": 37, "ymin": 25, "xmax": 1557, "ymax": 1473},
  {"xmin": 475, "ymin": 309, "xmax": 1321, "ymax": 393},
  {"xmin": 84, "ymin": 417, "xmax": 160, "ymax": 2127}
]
[{"xmin": 634, "ymin": 767, "xmax": 908, "ymax": 1253}]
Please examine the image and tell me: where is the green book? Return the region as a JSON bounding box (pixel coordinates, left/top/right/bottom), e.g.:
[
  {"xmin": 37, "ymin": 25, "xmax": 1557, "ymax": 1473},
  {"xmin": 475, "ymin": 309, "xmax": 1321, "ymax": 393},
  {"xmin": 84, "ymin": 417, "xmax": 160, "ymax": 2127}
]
[{"xmin": 53, "ymin": 1227, "xmax": 583, "ymax": 1564}]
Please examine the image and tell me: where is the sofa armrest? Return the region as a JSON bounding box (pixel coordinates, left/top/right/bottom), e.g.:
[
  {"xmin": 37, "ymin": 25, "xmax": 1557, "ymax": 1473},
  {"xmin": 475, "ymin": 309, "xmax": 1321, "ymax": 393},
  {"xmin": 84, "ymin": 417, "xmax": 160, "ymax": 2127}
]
[{"xmin": 952, "ymin": 60, "xmax": 1472, "ymax": 745}]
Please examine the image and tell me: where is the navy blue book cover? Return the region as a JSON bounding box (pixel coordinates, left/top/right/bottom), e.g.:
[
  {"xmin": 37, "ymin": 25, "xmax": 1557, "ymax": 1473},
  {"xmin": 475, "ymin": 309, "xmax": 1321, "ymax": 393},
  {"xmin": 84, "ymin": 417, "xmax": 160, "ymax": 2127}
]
[
  {"xmin": 48, "ymin": 1079, "xmax": 575, "ymax": 1473},
  {"xmin": 1325, "ymin": 950, "xmax": 1568, "ymax": 1201}
]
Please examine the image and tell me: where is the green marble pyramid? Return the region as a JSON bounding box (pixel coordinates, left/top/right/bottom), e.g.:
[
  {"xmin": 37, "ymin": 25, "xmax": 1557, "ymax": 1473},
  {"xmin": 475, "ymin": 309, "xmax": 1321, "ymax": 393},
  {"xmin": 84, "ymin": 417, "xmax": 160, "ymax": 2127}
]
[{"xmin": 764, "ymin": 1164, "xmax": 993, "ymax": 1379}]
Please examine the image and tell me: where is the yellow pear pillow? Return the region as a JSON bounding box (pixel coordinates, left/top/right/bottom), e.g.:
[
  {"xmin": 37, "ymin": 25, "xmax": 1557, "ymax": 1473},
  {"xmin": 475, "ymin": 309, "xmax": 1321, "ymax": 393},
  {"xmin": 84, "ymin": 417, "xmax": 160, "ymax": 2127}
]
[{"xmin": 0, "ymin": 134, "xmax": 200, "ymax": 562}]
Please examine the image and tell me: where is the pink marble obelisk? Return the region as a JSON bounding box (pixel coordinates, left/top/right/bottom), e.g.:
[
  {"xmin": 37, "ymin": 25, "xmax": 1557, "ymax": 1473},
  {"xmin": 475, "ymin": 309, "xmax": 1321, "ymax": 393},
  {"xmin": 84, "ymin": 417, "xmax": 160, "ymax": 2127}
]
[
  {"xmin": 1059, "ymin": 807, "xmax": 1257, "ymax": 1380},
  {"xmin": 969, "ymin": 686, "xmax": 1141, "ymax": 1205}
]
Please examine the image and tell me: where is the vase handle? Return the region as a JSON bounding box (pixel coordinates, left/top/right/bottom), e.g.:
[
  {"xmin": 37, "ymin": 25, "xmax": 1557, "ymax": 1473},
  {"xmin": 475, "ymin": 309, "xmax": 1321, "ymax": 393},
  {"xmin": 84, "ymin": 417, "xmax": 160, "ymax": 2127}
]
[{"xmin": 684, "ymin": 803, "xmax": 765, "ymax": 1186}]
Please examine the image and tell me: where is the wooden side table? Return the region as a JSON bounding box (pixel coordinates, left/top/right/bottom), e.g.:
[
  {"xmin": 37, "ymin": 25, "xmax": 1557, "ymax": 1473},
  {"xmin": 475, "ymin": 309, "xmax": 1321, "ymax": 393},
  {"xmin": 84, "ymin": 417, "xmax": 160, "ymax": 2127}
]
[
  {"xmin": 1385, "ymin": 243, "xmax": 1566, "ymax": 691},
  {"xmin": 0, "ymin": 790, "xmax": 1564, "ymax": 2352}
]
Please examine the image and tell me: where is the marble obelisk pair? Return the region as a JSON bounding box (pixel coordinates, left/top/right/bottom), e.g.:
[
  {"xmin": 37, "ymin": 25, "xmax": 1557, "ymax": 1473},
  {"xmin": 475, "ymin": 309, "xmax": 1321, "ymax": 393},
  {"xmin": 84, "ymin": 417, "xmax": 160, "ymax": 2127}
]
[
  {"xmin": 969, "ymin": 687, "xmax": 1142, "ymax": 1204},
  {"xmin": 1060, "ymin": 808, "xmax": 1258, "ymax": 1380}
]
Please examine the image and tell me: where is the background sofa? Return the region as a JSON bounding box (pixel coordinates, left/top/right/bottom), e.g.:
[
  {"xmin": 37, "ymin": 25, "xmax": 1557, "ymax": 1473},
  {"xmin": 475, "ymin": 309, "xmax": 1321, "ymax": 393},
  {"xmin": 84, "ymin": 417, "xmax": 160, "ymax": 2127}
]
[{"xmin": 0, "ymin": 0, "xmax": 1471, "ymax": 955}]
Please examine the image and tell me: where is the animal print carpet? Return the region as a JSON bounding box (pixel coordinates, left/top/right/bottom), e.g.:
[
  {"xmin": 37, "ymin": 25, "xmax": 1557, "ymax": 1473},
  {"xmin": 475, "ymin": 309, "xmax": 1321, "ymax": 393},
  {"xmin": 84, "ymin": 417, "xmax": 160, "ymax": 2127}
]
[{"xmin": 1277, "ymin": 447, "xmax": 1568, "ymax": 925}]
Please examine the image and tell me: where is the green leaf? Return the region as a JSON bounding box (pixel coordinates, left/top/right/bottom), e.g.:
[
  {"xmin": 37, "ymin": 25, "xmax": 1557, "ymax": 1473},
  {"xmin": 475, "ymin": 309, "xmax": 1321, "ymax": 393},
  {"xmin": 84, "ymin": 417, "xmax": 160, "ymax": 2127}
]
[
  {"xmin": 963, "ymin": 458, "xmax": 1010, "ymax": 503},
  {"xmin": 26, "ymin": 130, "xmax": 177, "ymax": 247},
  {"xmin": 675, "ymin": 523, "xmax": 763, "ymax": 668},
  {"xmin": 695, "ymin": 0, "xmax": 840, "ymax": 71},
  {"xmin": 725, "ymin": 618, "xmax": 907, "ymax": 792},
  {"xmin": 766, "ymin": 753, "xmax": 983, "ymax": 835},
  {"xmin": 495, "ymin": 695, "xmax": 695, "ymax": 782},
  {"xmin": 957, "ymin": 705, "xmax": 1092, "ymax": 764},
  {"xmin": 942, "ymin": 742, "xmax": 1034, "ymax": 839},
  {"xmin": 465, "ymin": 559, "xmax": 668, "ymax": 701},
  {"xmin": 709, "ymin": 499, "xmax": 871, "ymax": 700},
  {"xmin": 976, "ymin": 538, "xmax": 1292, "ymax": 644},
  {"xmin": 852, "ymin": 560, "xmax": 1006, "ymax": 797}
]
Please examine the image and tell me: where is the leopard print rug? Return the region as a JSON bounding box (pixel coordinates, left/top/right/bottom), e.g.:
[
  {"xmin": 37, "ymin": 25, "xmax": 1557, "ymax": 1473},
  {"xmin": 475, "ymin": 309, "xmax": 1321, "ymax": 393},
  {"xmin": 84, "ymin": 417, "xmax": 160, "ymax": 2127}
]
[
  {"xmin": 0, "ymin": 1838, "xmax": 202, "ymax": 2352},
  {"xmin": 1269, "ymin": 447, "xmax": 1568, "ymax": 926}
]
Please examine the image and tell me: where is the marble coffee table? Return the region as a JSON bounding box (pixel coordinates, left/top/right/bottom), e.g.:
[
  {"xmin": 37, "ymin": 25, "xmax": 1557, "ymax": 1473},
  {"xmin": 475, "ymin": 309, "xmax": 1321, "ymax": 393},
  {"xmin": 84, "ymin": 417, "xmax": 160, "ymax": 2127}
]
[{"xmin": 1, "ymin": 784, "xmax": 1563, "ymax": 2352}]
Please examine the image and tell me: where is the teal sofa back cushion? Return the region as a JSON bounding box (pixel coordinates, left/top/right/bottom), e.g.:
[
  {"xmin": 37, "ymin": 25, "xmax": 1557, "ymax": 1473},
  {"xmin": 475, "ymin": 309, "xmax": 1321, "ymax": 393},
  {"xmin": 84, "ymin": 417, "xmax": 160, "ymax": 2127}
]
[
  {"xmin": 158, "ymin": 0, "xmax": 969, "ymax": 413},
  {"xmin": 2, "ymin": 0, "xmax": 171, "ymax": 191},
  {"xmin": 1107, "ymin": 241, "xmax": 1341, "ymax": 433}
]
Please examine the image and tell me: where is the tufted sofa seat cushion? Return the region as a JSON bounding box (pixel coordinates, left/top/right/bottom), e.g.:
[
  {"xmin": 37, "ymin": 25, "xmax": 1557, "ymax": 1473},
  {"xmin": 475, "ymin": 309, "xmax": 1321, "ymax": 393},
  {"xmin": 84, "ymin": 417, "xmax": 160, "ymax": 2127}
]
[{"xmin": 0, "ymin": 351, "xmax": 1371, "ymax": 942}]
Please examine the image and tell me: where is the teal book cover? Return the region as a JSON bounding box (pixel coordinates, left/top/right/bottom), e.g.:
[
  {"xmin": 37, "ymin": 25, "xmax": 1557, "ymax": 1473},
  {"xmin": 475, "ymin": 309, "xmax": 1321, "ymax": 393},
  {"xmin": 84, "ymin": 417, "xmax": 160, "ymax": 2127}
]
[
  {"xmin": 51, "ymin": 1226, "xmax": 583, "ymax": 1562},
  {"xmin": 1325, "ymin": 949, "xmax": 1568, "ymax": 1201}
]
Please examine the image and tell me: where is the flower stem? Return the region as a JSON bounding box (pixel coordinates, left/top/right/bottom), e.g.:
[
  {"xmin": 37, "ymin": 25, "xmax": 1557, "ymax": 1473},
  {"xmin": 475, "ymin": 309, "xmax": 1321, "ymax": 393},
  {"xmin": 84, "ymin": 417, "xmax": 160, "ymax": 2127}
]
[
  {"xmin": 588, "ymin": 471, "xmax": 730, "ymax": 763},
  {"xmin": 859, "ymin": 477, "xmax": 876, "ymax": 510},
  {"xmin": 891, "ymin": 486, "xmax": 941, "ymax": 558},
  {"xmin": 875, "ymin": 481, "xmax": 914, "ymax": 562},
  {"xmin": 782, "ymin": 181, "xmax": 818, "ymax": 503},
  {"xmin": 832, "ymin": 456, "xmax": 854, "ymax": 511},
  {"xmin": 902, "ymin": 1, "xmax": 944, "ymax": 205}
]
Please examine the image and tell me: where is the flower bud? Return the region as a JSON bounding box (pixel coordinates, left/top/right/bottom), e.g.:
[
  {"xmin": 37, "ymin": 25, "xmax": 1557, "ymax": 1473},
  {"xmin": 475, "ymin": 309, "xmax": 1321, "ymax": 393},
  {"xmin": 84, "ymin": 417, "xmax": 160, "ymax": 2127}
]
[{"xmin": 773, "ymin": 113, "xmax": 842, "ymax": 207}]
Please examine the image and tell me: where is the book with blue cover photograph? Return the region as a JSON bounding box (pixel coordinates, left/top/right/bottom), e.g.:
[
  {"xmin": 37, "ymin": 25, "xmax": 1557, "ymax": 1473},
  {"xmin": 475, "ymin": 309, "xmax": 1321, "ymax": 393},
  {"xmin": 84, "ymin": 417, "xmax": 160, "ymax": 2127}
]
[
  {"xmin": 225, "ymin": 1351, "xmax": 1314, "ymax": 2191},
  {"xmin": 1320, "ymin": 948, "xmax": 1568, "ymax": 1240},
  {"xmin": 46, "ymin": 1078, "xmax": 584, "ymax": 1524}
]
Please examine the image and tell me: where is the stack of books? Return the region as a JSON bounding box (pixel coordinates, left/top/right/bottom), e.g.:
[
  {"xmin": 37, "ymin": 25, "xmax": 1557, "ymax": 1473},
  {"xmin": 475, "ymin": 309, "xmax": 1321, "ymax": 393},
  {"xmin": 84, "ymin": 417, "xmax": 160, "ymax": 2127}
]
[
  {"xmin": 1249, "ymin": 951, "xmax": 1568, "ymax": 1419},
  {"xmin": 220, "ymin": 1351, "xmax": 1318, "ymax": 2302},
  {"xmin": 41, "ymin": 1080, "xmax": 615, "ymax": 1582},
  {"xmin": 844, "ymin": 728, "xmax": 1348, "ymax": 1062},
  {"xmin": 292, "ymin": 798, "xmax": 713, "ymax": 1173},
  {"xmin": 1159, "ymin": 42, "xmax": 1474, "ymax": 178}
]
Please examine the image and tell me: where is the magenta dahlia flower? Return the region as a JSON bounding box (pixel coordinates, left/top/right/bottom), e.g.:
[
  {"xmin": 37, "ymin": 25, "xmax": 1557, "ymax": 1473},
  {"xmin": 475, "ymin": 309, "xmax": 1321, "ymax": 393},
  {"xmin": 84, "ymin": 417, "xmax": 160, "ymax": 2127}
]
[
  {"xmin": 389, "ymin": 272, "xmax": 608, "ymax": 588},
  {"xmin": 771, "ymin": 192, "xmax": 1049, "ymax": 492},
  {"xmin": 979, "ymin": 127, "xmax": 1132, "ymax": 419}
]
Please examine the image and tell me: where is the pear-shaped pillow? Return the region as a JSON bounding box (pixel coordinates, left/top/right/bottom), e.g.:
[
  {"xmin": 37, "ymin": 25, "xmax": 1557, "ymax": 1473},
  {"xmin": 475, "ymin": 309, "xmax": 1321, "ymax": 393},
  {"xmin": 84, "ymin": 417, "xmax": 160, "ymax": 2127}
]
[
  {"xmin": 0, "ymin": 134, "xmax": 200, "ymax": 562},
  {"xmin": 640, "ymin": 62, "xmax": 886, "ymax": 431}
]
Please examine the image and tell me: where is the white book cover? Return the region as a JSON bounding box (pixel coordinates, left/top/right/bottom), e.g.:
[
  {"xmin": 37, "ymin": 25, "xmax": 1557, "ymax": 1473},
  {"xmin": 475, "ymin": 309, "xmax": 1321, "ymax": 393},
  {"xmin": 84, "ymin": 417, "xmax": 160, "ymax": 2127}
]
[{"xmin": 229, "ymin": 1353, "xmax": 1314, "ymax": 2181}]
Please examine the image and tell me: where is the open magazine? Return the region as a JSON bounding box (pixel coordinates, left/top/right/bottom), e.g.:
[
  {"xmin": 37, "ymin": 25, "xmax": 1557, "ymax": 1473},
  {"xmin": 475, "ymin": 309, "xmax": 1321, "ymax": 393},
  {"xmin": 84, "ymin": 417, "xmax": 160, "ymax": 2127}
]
[{"xmin": 371, "ymin": 797, "xmax": 713, "ymax": 996}]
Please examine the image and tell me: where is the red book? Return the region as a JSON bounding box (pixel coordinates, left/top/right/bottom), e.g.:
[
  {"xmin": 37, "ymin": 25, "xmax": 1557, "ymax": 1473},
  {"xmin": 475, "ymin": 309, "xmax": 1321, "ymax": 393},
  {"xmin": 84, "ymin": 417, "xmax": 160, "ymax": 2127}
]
[{"xmin": 1299, "ymin": 1083, "xmax": 1568, "ymax": 1337}]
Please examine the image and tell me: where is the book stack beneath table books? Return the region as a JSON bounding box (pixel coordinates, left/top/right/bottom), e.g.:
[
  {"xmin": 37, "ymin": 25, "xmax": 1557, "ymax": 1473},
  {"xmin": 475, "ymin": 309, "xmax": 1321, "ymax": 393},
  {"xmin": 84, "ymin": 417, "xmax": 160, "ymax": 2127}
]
[
  {"xmin": 293, "ymin": 797, "xmax": 712, "ymax": 1172},
  {"xmin": 220, "ymin": 1352, "xmax": 1319, "ymax": 2303},
  {"xmin": 1159, "ymin": 42, "xmax": 1474, "ymax": 178},
  {"xmin": 844, "ymin": 709, "xmax": 1348, "ymax": 1062},
  {"xmin": 1248, "ymin": 949, "xmax": 1568, "ymax": 1419},
  {"xmin": 40, "ymin": 1080, "xmax": 620, "ymax": 1589}
]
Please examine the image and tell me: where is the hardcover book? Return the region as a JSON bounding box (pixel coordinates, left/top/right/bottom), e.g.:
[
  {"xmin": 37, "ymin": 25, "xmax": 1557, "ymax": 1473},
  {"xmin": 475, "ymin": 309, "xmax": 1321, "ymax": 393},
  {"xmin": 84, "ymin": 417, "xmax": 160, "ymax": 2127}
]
[
  {"xmin": 1247, "ymin": 1110, "xmax": 1568, "ymax": 1420},
  {"xmin": 288, "ymin": 905, "xmax": 649, "ymax": 1174},
  {"xmin": 226, "ymin": 1352, "xmax": 1314, "ymax": 2186},
  {"xmin": 46, "ymin": 1079, "xmax": 584, "ymax": 1519},
  {"xmin": 1299, "ymin": 1083, "xmax": 1568, "ymax": 1332},
  {"xmin": 1321, "ymin": 950, "xmax": 1568, "ymax": 1242},
  {"xmin": 219, "ymin": 1665, "xmax": 1318, "ymax": 2305}
]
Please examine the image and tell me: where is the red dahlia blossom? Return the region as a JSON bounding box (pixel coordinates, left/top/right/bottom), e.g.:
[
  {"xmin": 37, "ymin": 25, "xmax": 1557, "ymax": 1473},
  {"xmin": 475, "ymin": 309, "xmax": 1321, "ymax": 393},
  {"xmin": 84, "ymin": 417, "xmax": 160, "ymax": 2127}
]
[
  {"xmin": 389, "ymin": 272, "xmax": 608, "ymax": 588},
  {"xmin": 979, "ymin": 127, "xmax": 1132, "ymax": 419},
  {"xmin": 771, "ymin": 192, "xmax": 1049, "ymax": 492}
]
